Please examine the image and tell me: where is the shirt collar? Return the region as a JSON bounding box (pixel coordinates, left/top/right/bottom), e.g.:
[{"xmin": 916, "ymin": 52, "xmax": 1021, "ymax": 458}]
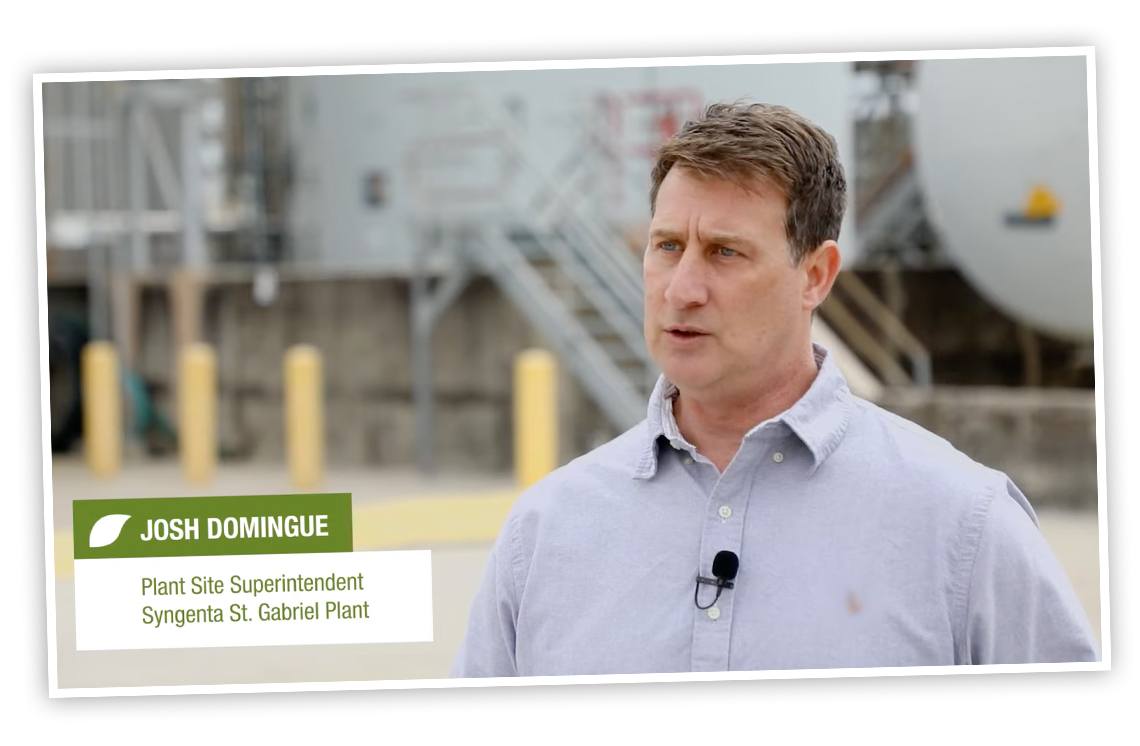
[{"xmin": 633, "ymin": 343, "xmax": 853, "ymax": 479}]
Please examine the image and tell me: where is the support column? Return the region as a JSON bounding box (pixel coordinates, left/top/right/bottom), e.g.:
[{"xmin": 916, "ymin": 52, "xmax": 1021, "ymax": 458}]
[
  {"xmin": 409, "ymin": 253, "xmax": 472, "ymax": 476},
  {"xmin": 169, "ymin": 268, "xmax": 205, "ymax": 350},
  {"xmin": 410, "ymin": 275, "xmax": 435, "ymax": 475}
]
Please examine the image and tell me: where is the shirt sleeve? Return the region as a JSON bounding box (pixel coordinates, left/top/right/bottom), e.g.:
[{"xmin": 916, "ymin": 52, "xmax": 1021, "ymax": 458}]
[
  {"xmin": 450, "ymin": 513, "xmax": 522, "ymax": 677},
  {"xmin": 964, "ymin": 478, "xmax": 1099, "ymax": 664}
]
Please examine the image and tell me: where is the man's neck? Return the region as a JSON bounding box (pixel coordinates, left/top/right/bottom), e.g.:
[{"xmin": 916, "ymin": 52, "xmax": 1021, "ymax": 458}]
[{"xmin": 673, "ymin": 349, "xmax": 819, "ymax": 472}]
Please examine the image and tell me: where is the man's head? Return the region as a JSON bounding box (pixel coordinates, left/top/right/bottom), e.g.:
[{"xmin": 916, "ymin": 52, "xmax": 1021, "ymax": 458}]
[
  {"xmin": 643, "ymin": 102, "xmax": 846, "ymax": 404},
  {"xmin": 649, "ymin": 102, "xmax": 847, "ymax": 264}
]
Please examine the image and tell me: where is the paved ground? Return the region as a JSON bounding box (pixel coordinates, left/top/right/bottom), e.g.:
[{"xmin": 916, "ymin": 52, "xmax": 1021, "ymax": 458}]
[{"xmin": 47, "ymin": 458, "xmax": 1104, "ymax": 689}]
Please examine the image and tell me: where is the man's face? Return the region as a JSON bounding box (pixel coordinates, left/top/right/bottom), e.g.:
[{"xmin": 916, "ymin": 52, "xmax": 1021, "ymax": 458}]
[{"xmin": 643, "ymin": 166, "xmax": 814, "ymax": 400}]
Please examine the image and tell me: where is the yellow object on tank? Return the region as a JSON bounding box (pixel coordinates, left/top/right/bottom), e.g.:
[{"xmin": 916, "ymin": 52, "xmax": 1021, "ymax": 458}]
[
  {"xmin": 178, "ymin": 343, "xmax": 216, "ymax": 483},
  {"xmin": 81, "ymin": 341, "xmax": 121, "ymax": 477},
  {"xmin": 514, "ymin": 349, "xmax": 558, "ymax": 489},
  {"xmin": 285, "ymin": 344, "xmax": 324, "ymax": 489},
  {"xmin": 1025, "ymin": 185, "xmax": 1061, "ymax": 220}
]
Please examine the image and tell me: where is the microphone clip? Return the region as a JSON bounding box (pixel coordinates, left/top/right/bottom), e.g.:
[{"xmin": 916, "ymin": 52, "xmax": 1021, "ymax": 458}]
[
  {"xmin": 694, "ymin": 575, "xmax": 733, "ymax": 610},
  {"xmin": 694, "ymin": 550, "xmax": 740, "ymax": 610}
]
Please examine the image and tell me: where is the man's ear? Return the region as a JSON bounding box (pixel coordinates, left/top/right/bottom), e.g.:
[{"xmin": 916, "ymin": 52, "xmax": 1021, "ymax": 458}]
[{"xmin": 802, "ymin": 240, "xmax": 842, "ymax": 311}]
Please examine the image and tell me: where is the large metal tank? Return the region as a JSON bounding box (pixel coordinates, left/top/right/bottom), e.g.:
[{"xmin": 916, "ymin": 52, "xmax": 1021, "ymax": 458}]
[{"xmin": 913, "ymin": 56, "xmax": 1093, "ymax": 340}]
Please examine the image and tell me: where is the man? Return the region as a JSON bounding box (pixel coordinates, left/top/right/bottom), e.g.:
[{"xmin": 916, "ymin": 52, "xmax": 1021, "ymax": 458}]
[{"xmin": 453, "ymin": 102, "xmax": 1098, "ymax": 676}]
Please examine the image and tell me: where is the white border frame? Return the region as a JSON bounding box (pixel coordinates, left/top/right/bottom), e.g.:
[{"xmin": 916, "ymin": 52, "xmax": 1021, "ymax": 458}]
[{"xmin": 35, "ymin": 45, "xmax": 1109, "ymax": 698}]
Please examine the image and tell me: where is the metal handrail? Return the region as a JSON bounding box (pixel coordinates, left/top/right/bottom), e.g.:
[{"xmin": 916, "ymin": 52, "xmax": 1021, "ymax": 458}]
[
  {"xmin": 475, "ymin": 226, "xmax": 645, "ymax": 428},
  {"xmin": 522, "ymin": 222, "xmax": 647, "ymax": 360},
  {"xmin": 825, "ymin": 271, "xmax": 932, "ymax": 386},
  {"xmin": 497, "ymin": 116, "xmax": 646, "ymax": 326}
]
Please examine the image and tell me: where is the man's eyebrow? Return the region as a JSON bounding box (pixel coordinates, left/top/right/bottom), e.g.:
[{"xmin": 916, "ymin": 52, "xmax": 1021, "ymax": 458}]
[
  {"xmin": 704, "ymin": 232, "xmax": 753, "ymax": 247},
  {"xmin": 647, "ymin": 227, "xmax": 757, "ymax": 249},
  {"xmin": 648, "ymin": 227, "xmax": 683, "ymax": 240}
]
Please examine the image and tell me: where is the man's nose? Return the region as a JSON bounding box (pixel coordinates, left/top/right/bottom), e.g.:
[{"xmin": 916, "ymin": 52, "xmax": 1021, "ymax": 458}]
[{"xmin": 663, "ymin": 249, "xmax": 709, "ymax": 308}]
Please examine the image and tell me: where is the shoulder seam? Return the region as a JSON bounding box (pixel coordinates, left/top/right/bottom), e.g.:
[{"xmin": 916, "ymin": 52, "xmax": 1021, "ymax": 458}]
[
  {"xmin": 507, "ymin": 511, "xmax": 524, "ymax": 602},
  {"xmin": 856, "ymin": 396, "xmax": 954, "ymax": 446},
  {"xmin": 953, "ymin": 480, "xmax": 999, "ymax": 665}
]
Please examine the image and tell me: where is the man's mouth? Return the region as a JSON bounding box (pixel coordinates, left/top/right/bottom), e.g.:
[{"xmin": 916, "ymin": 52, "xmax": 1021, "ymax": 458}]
[{"xmin": 665, "ymin": 325, "xmax": 710, "ymax": 339}]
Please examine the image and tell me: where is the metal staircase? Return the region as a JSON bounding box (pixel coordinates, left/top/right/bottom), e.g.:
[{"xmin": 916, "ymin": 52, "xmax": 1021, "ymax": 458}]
[
  {"xmin": 404, "ymin": 114, "xmax": 658, "ymax": 433},
  {"xmin": 468, "ymin": 209, "xmax": 655, "ymax": 430}
]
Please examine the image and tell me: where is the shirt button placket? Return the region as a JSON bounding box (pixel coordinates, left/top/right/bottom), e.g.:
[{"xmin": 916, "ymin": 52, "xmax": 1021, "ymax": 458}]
[{"xmin": 692, "ymin": 464, "xmax": 749, "ymax": 672}]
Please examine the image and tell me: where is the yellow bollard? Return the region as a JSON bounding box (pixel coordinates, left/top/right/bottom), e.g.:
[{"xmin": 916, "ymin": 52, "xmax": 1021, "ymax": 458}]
[
  {"xmin": 284, "ymin": 345, "xmax": 324, "ymax": 489},
  {"xmin": 178, "ymin": 343, "xmax": 216, "ymax": 483},
  {"xmin": 514, "ymin": 348, "xmax": 558, "ymax": 489},
  {"xmin": 81, "ymin": 341, "xmax": 121, "ymax": 477}
]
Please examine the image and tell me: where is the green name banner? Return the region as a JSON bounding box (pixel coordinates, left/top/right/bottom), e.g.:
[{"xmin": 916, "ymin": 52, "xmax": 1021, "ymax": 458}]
[{"xmin": 73, "ymin": 493, "xmax": 353, "ymax": 559}]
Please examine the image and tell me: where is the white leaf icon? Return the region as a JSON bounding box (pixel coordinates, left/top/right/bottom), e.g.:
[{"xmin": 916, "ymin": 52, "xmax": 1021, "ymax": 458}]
[{"xmin": 89, "ymin": 514, "xmax": 132, "ymax": 548}]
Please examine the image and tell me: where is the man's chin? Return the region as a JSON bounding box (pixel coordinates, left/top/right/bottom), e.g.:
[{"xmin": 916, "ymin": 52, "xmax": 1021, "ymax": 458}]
[{"xmin": 658, "ymin": 364, "xmax": 719, "ymax": 392}]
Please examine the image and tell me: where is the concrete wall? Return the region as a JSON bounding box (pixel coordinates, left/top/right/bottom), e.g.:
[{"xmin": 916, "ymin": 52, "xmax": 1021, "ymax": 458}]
[{"xmin": 135, "ymin": 274, "xmax": 616, "ymax": 472}]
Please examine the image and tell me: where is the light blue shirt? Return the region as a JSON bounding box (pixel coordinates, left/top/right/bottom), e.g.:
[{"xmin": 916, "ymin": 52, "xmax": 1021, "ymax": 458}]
[{"xmin": 453, "ymin": 345, "xmax": 1099, "ymax": 676}]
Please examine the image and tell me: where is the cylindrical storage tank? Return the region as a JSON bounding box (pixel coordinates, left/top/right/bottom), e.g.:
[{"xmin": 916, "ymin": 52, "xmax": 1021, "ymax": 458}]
[{"xmin": 913, "ymin": 56, "xmax": 1093, "ymax": 340}]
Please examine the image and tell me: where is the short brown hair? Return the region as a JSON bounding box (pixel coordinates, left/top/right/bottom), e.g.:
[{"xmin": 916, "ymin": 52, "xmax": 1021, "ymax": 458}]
[{"xmin": 649, "ymin": 102, "xmax": 847, "ymax": 264}]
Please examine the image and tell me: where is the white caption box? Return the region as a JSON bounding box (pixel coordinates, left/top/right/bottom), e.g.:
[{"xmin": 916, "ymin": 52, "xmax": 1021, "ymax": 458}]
[{"xmin": 74, "ymin": 550, "xmax": 433, "ymax": 650}]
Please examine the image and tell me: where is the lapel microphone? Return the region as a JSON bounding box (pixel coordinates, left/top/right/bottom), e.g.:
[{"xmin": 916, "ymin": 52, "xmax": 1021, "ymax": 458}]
[{"xmin": 694, "ymin": 550, "xmax": 740, "ymax": 610}]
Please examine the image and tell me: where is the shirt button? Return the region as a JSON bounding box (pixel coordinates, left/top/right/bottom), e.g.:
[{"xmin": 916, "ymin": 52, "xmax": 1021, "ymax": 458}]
[
  {"xmin": 718, "ymin": 505, "xmax": 732, "ymax": 520},
  {"xmin": 683, "ymin": 456, "xmax": 694, "ymax": 465},
  {"xmin": 772, "ymin": 451, "xmax": 785, "ymax": 463},
  {"xmin": 706, "ymin": 606, "xmax": 721, "ymax": 621}
]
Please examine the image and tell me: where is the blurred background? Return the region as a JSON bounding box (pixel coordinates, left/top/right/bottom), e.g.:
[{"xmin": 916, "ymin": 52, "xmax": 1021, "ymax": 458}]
[{"xmin": 41, "ymin": 55, "xmax": 1100, "ymax": 688}]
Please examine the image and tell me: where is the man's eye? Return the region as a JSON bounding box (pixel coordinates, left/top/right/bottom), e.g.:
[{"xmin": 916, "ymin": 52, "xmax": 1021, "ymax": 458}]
[
  {"xmin": 716, "ymin": 246, "xmax": 738, "ymax": 257},
  {"xmin": 658, "ymin": 241, "xmax": 680, "ymax": 252}
]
